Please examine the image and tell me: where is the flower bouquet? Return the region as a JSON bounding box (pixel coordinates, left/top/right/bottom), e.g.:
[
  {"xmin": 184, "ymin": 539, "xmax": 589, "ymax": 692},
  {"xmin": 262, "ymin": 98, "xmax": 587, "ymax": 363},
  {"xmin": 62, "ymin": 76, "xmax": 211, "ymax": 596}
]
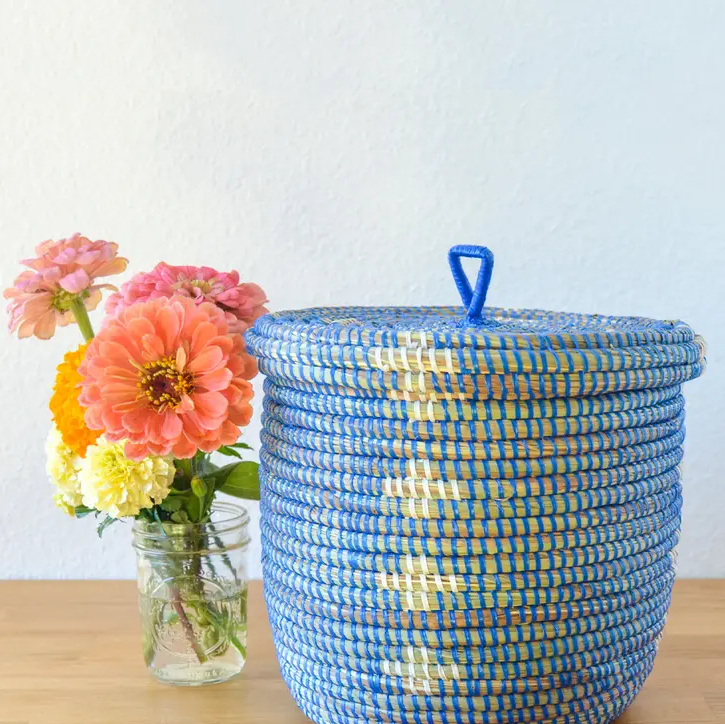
[{"xmin": 5, "ymin": 235, "xmax": 267, "ymax": 685}]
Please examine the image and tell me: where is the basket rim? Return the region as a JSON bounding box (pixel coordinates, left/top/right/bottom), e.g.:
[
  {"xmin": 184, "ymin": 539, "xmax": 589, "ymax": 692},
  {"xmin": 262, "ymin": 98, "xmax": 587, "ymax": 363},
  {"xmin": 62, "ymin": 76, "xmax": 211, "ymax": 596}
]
[{"xmin": 250, "ymin": 305, "xmax": 698, "ymax": 352}]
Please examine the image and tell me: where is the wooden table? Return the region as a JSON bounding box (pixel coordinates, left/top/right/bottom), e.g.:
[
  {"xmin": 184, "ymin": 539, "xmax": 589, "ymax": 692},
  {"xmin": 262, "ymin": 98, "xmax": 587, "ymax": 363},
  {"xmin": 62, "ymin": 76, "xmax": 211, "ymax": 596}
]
[{"xmin": 0, "ymin": 580, "xmax": 723, "ymax": 724}]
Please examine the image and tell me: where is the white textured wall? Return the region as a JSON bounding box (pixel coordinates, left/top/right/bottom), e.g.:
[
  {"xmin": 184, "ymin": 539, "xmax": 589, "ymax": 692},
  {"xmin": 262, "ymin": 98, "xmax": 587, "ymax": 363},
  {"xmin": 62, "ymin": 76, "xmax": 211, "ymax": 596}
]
[{"xmin": 0, "ymin": 1, "xmax": 721, "ymax": 579}]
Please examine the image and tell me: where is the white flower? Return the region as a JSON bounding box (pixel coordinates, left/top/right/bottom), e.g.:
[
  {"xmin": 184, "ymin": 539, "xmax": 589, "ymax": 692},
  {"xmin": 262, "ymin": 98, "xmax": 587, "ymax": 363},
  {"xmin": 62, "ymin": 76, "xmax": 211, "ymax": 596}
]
[
  {"xmin": 46, "ymin": 426, "xmax": 83, "ymax": 515},
  {"xmin": 79, "ymin": 437, "xmax": 175, "ymax": 518}
]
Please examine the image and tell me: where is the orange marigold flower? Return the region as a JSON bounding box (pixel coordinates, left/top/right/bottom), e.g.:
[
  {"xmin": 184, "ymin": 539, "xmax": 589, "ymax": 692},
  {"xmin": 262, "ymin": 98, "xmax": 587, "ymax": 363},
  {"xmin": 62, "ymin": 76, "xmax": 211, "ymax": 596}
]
[{"xmin": 49, "ymin": 342, "xmax": 101, "ymax": 457}]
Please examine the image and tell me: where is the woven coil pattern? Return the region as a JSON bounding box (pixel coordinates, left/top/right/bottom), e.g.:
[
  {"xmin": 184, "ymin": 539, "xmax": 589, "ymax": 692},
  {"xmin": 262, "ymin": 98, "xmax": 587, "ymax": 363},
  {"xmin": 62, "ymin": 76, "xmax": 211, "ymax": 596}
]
[{"xmin": 248, "ymin": 246, "xmax": 705, "ymax": 724}]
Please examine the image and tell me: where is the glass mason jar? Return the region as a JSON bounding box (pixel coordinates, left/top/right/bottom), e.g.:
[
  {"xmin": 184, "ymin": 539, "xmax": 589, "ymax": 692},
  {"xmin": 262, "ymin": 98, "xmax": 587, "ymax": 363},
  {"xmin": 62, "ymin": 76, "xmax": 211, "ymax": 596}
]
[{"xmin": 132, "ymin": 502, "xmax": 250, "ymax": 686}]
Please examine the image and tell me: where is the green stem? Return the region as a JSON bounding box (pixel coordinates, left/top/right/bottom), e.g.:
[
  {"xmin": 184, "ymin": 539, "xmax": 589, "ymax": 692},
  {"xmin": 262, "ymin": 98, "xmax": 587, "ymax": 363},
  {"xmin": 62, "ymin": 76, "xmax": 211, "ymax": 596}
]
[
  {"xmin": 176, "ymin": 458, "xmax": 193, "ymax": 481},
  {"xmin": 69, "ymin": 297, "xmax": 95, "ymax": 342},
  {"xmin": 149, "ymin": 512, "xmax": 208, "ymax": 665},
  {"xmin": 146, "ymin": 513, "xmax": 245, "ymax": 668},
  {"xmin": 230, "ymin": 634, "xmax": 247, "ymax": 659},
  {"xmin": 208, "ymin": 521, "xmax": 240, "ymax": 586},
  {"xmin": 170, "ymin": 591, "xmax": 208, "ymax": 664}
]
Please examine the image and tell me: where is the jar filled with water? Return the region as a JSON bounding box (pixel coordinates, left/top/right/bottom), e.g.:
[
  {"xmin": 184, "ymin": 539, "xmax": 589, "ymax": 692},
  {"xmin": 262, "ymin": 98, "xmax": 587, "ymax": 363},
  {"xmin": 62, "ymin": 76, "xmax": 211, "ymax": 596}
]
[{"xmin": 132, "ymin": 502, "xmax": 250, "ymax": 685}]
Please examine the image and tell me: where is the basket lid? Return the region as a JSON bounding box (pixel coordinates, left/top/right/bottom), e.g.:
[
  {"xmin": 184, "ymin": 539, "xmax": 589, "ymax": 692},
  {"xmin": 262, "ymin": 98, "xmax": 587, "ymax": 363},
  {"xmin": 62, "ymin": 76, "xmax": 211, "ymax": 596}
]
[{"xmin": 250, "ymin": 246, "xmax": 698, "ymax": 351}]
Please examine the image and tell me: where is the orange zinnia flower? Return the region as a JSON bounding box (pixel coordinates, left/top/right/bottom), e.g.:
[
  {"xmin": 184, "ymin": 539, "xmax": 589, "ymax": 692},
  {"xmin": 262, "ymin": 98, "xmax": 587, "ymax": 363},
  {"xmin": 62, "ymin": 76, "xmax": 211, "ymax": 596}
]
[
  {"xmin": 49, "ymin": 343, "xmax": 101, "ymax": 457},
  {"xmin": 79, "ymin": 296, "xmax": 257, "ymax": 460}
]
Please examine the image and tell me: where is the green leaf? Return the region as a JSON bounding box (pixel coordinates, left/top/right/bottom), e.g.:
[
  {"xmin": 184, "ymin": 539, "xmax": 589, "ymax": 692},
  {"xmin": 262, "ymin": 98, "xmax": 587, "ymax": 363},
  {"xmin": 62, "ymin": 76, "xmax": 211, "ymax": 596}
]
[
  {"xmin": 159, "ymin": 496, "xmax": 184, "ymax": 513},
  {"xmin": 74, "ymin": 505, "xmax": 95, "ymax": 518},
  {"xmin": 217, "ymin": 445, "xmax": 244, "ymax": 460},
  {"xmin": 228, "ymin": 442, "xmax": 253, "ymax": 451},
  {"xmin": 209, "ymin": 461, "xmax": 260, "ymax": 501},
  {"xmin": 185, "ymin": 492, "xmax": 202, "ymax": 522},
  {"xmin": 171, "ymin": 510, "xmax": 190, "ymax": 524},
  {"xmin": 97, "ymin": 516, "xmax": 119, "ymax": 538}
]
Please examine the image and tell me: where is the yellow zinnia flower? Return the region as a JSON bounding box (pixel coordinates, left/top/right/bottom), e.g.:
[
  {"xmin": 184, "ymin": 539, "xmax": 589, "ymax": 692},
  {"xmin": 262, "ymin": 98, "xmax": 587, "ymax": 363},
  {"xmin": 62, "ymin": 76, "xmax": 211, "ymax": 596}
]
[
  {"xmin": 49, "ymin": 342, "xmax": 101, "ymax": 457},
  {"xmin": 79, "ymin": 437, "xmax": 175, "ymax": 518},
  {"xmin": 46, "ymin": 426, "xmax": 83, "ymax": 516}
]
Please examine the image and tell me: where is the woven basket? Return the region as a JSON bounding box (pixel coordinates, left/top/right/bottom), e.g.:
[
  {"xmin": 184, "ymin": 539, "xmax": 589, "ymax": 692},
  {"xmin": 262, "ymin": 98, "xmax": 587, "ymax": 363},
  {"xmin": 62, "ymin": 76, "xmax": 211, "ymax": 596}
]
[{"xmin": 247, "ymin": 245, "xmax": 705, "ymax": 724}]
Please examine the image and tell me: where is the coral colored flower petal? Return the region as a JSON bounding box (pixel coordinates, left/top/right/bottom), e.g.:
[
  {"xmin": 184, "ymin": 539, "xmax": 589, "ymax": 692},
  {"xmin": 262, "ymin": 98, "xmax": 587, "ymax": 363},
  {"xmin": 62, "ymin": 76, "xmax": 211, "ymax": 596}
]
[
  {"xmin": 99, "ymin": 383, "xmax": 137, "ymax": 400},
  {"xmin": 145, "ymin": 413, "xmax": 168, "ymax": 444},
  {"xmin": 34, "ymin": 311, "xmax": 57, "ymax": 340},
  {"xmin": 103, "ymin": 365, "xmax": 139, "ymax": 381},
  {"xmin": 194, "ymin": 390, "xmax": 228, "ymax": 418},
  {"xmin": 210, "ymin": 335, "xmax": 235, "ymax": 356},
  {"xmin": 171, "ymin": 435, "xmax": 197, "ymax": 459},
  {"xmin": 182, "ymin": 409, "xmax": 218, "ymax": 432},
  {"xmin": 160, "ymin": 412, "xmax": 183, "ymax": 439},
  {"xmin": 229, "ymin": 403, "xmax": 253, "ymax": 427},
  {"xmin": 156, "ymin": 304, "xmax": 181, "ymax": 350},
  {"xmin": 175, "ymin": 346, "xmax": 187, "ymax": 372},
  {"xmin": 99, "ymin": 340, "xmax": 140, "ymax": 367},
  {"xmin": 126, "ymin": 317, "xmax": 156, "ymax": 342},
  {"xmin": 122, "ymin": 408, "xmax": 151, "ymax": 433},
  {"xmin": 84, "ymin": 288, "xmax": 103, "ymax": 312},
  {"xmin": 190, "ymin": 322, "xmax": 221, "ymax": 357},
  {"xmin": 187, "ymin": 345, "xmax": 224, "ymax": 375},
  {"xmin": 17, "ymin": 318, "xmax": 37, "ymax": 338},
  {"xmin": 93, "ymin": 258, "xmax": 128, "ymax": 277},
  {"xmin": 101, "ymin": 409, "xmax": 123, "ymax": 431},
  {"xmin": 196, "ymin": 367, "xmax": 233, "ymax": 392},
  {"xmin": 220, "ymin": 419, "xmax": 243, "ymax": 444},
  {"xmin": 124, "ymin": 441, "xmax": 153, "ymax": 460},
  {"xmin": 141, "ymin": 333, "xmax": 166, "ymax": 361}
]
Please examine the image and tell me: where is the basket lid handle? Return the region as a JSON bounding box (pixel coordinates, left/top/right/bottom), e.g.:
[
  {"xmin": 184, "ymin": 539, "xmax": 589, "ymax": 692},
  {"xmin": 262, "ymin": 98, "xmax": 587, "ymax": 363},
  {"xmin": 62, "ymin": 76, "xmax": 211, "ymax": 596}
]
[{"xmin": 448, "ymin": 245, "xmax": 494, "ymax": 324}]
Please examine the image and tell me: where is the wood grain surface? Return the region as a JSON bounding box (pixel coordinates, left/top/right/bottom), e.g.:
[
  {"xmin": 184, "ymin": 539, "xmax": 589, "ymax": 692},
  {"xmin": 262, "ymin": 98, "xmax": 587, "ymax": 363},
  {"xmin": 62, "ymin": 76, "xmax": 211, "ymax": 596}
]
[{"xmin": 0, "ymin": 580, "xmax": 722, "ymax": 724}]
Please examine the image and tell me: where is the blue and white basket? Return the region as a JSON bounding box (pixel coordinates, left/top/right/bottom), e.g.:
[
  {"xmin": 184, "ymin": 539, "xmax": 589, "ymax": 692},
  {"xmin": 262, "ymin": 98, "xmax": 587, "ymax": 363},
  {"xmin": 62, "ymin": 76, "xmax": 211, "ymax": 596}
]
[{"xmin": 247, "ymin": 245, "xmax": 705, "ymax": 724}]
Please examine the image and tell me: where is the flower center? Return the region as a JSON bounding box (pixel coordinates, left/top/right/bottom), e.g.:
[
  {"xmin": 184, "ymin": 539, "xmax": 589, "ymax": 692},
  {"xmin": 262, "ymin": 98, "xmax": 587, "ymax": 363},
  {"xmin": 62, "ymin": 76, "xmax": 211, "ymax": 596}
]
[
  {"xmin": 52, "ymin": 289, "xmax": 89, "ymax": 312},
  {"xmin": 138, "ymin": 356, "xmax": 194, "ymax": 409},
  {"xmin": 175, "ymin": 279, "xmax": 214, "ymax": 295}
]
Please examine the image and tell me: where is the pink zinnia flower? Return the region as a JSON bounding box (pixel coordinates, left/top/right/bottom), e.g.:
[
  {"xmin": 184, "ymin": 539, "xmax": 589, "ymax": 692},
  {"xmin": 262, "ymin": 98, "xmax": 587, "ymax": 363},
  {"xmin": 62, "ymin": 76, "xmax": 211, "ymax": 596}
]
[
  {"xmin": 4, "ymin": 234, "xmax": 128, "ymax": 339},
  {"xmin": 105, "ymin": 262, "xmax": 268, "ymax": 334},
  {"xmin": 79, "ymin": 295, "xmax": 257, "ymax": 460}
]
